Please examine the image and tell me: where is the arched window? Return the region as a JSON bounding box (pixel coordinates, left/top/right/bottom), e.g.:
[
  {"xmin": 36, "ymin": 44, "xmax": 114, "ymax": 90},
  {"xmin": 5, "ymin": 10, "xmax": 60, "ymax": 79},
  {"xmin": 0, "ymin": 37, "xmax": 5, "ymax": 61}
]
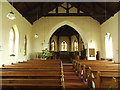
[
  {"xmin": 61, "ymin": 41, "xmax": 67, "ymax": 51},
  {"xmin": 51, "ymin": 40, "xmax": 55, "ymax": 51},
  {"xmin": 9, "ymin": 28, "xmax": 15, "ymax": 55},
  {"xmin": 105, "ymin": 33, "xmax": 113, "ymax": 58},
  {"xmin": 74, "ymin": 40, "xmax": 78, "ymax": 51},
  {"xmin": 9, "ymin": 26, "xmax": 19, "ymax": 57},
  {"xmin": 24, "ymin": 35, "xmax": 27, "ymax": 56}
]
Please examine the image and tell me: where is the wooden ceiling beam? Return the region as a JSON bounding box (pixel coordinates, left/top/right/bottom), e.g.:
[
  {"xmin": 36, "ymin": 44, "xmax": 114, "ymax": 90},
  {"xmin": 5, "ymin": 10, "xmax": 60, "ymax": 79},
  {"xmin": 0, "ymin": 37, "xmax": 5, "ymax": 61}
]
[
  {"xmin": 60, "ymin": 4, "xmax": 67, "ymax": 10},
  {"xmin": 44, "ymin": 3, "xmax": 63, "ymax": 16},
  {"xmin": 56, "ymin": 3, "xmax": 58, "ymax": 14},
  {"xmin": 70, "ymin": 3, "xmax": 105, "ymax": 23},
  {"xmin": 66, "ymin": 2, "xmax": 69, "ymax": 13},
  {"xmin": 45, "ymin": 13, "xmax": 105, "ymax": 17}
]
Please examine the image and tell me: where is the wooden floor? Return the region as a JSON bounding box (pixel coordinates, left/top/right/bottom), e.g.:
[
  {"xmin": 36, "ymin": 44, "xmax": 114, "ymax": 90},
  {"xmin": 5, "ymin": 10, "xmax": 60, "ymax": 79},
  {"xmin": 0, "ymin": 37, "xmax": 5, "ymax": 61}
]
[{"xmin": 63, "ymin": 64, "xmax": 89, "ymax": 90}]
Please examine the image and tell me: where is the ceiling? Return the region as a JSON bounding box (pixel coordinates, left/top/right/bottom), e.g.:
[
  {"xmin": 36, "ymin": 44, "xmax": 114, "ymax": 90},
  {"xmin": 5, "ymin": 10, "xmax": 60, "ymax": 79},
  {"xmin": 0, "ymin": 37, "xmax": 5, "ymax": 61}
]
[
  {"xmin": 52, "ymin": 25, "xmax": 79, "ymax": 36},
  {"xmin": 8, "ymin": 2, "xmax": 120, "ymax": 24}
]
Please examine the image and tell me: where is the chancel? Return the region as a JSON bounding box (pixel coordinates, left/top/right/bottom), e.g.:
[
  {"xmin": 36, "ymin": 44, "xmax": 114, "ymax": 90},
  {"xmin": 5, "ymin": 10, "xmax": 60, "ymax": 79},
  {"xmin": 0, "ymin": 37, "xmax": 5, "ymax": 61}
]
[{"xmin": 0, "ymin": 1, "xmax": 120, "ymax": 90}]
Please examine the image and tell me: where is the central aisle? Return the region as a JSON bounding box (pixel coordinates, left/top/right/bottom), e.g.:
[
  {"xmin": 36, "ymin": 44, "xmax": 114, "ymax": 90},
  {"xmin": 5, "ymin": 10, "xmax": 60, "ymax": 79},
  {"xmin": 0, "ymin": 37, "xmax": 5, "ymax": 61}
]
[{"xmin": 63, "ymin": 64, "xmax": 89, "ymax": 90}]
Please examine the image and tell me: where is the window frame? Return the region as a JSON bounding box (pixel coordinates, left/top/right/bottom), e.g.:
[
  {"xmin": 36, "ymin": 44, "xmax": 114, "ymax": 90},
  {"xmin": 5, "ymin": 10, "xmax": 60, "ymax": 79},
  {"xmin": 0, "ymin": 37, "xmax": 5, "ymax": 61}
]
[
  {"xmin": 105, "ymin": 32, "xmax": 113, "ymax": 59},
  {"xmin": 51, "ymin": 40, "xmax": 55, "ymax": 51},
  {"xmin": 73, "ymin": 40, "xmax": 78, "ymax": 51},
  {"xmin": 9, "ymin": 28, "xmax": 15, "ymax": 55},
  {"xmin": 61, "ymin": 41, "xmax": 67, "ymax": 51}
]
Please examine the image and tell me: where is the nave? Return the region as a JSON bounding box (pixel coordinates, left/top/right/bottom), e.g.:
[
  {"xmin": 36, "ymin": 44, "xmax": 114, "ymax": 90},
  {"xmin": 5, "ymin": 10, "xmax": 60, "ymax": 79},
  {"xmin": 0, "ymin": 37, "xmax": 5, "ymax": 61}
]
[
  {"xmin": 1, "ymin": 59, "xmax": 120, "ymax": 90},
  {"xmin": 0, "ymin": 1, "xmax": 120, "ymax": 90}
]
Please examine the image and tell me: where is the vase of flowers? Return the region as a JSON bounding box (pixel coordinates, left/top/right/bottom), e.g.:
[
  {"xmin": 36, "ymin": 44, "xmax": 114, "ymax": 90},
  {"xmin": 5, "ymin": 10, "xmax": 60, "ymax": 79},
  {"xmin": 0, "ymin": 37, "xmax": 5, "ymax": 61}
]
[{"xmin": 41, "ymin": 49, "xmax": 52, "ymax": 60}]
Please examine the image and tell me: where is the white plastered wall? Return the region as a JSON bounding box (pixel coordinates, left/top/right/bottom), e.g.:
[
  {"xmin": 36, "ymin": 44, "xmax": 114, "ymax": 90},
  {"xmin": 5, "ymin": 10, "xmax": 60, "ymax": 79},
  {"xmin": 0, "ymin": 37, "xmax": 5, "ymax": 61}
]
[
  {"xmin": 31, "ymin": 16, "xmax": 101, "ymax": 60},
  {"xmin": 118, "ymin": 11, "xmax": 120, "ymax": 63},
  {"xmin": 0, "ymin": 1, "xmax": 32, "ymax": 66},
  {"xmin": 101, "ymin": 11, "xmax": 119, "ymax": 62},
  {"xmin": 2, "ymin": 1, "xmax": 119, "ymax": 63},
  {"xmin": 0, "ymin": 1, "xmax": 3, "ymax": 67}
]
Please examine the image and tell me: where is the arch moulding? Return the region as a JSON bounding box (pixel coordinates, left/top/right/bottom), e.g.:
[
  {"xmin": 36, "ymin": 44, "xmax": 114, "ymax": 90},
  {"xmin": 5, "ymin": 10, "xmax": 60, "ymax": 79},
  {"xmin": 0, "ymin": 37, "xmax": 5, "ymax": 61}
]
[{"xmin": 45, "ymin": 21, "xmax": 88, "ymax": 49}]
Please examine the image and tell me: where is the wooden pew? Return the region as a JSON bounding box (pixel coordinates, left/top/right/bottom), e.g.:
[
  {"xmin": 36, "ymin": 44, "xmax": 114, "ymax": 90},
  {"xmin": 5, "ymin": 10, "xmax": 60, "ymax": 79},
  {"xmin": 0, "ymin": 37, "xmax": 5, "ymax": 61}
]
[
  {"xmin": 1, "ymin": 83, "xmax": 62, "ymax": 90},
  {"xmin": 1, "ymin": 68, "xmax": 61, "ymax": 72},
  {"xmin": 1, "ymin": 78, "xmax": 61, "ymax": 84},
  {"xmin": 73, "ymin": 60, "xmax": 114, "ymax": 72},
  {"xmin": 82, "ymin": 63, "xmax": 119, "ymax": 80},
  {"xmin": 73, "ymin": 60, "xmax": 115, "ymax": 79},
  {"xmin": 90, "ymin": 71, "xmax": 120, "ymax": 89},
  {"xmin": 1, "ymin": 60, "xmax": 64, "ymax": 90},
  {"xmin": 87, "ymin": 66, "xmax": 120, "ymax": 88},
  {"xmin": 19, "ymin": 59, "xmax": 61, "ymax": 63},
  {"xmin": 73, "ymin": 60, "xmax": 120, "ymax": 89}
]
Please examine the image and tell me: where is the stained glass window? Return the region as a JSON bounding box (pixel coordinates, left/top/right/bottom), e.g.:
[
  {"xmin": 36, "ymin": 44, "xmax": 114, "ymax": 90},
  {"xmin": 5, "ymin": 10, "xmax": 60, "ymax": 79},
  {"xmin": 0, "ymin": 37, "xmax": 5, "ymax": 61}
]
[
  {"xmin": 61, "ymin": 41, "xmax": 67, "ymax": 51},
  {"xmin": 74, "ymin": 40, "xmax": 78, "ymax": 51}
]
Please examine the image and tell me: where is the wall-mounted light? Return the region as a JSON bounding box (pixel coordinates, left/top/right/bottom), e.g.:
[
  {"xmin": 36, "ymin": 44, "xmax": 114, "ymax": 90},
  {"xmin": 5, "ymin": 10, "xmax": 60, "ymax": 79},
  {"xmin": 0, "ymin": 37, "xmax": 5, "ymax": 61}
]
[
  {"xmin": 7, "ymin": 11, "xmax": 16, "ymax": 20},
  {"xmin": 34, "ymin": 34, "xmax": 38, "ymax": 38},
  {"xmin": 7, "ymin": 0, "xmax": 16, "ymax": 20}
]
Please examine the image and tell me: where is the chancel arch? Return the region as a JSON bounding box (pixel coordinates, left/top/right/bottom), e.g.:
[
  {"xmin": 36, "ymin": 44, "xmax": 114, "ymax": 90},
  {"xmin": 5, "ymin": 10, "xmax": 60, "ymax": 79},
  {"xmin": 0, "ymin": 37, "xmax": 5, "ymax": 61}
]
[
  {"xmin": 46, "ymin": 21, "xmax": 88, "ymax": 50},
  {"xmin": 49, "ymin": 25, "xmax": 87, "ymax": 62}
]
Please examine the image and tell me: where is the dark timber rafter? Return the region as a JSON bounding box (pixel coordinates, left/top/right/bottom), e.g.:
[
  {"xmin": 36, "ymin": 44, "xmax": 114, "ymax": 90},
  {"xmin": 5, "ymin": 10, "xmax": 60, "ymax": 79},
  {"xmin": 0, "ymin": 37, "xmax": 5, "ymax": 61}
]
[
  {"xmin": 70, "ymin": 2, "xmax": 111, "ymax": 23},
  {"xmin": 8, "ymin": 2, "xmax": 120, "ymax": 24},
  {"xmin": 47, "ymin": 2, "xmax": 92, "ymax": 16}
]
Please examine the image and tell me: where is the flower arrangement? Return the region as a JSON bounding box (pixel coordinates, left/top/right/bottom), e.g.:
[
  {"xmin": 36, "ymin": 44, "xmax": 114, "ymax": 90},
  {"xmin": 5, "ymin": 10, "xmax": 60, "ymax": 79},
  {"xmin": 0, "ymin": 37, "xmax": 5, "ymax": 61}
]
[{"xmin": 41, "ymin": 49, "xmax": 52, "ymax": 59}]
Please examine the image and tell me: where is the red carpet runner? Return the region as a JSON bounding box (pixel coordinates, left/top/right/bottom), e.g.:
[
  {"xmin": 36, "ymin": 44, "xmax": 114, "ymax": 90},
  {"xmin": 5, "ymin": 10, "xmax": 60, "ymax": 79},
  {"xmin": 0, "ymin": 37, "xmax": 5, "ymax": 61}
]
[{"xmin": 63, "ymin": 64, "xmax": 89, "ymax": 90}]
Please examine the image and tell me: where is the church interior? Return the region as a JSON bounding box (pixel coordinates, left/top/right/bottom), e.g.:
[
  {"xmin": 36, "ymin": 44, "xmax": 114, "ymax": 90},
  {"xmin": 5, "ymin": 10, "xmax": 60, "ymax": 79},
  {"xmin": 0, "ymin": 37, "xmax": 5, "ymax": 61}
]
[{"xmin": 0, "ymin": 1, "xmax": 120, "ymax": 89}]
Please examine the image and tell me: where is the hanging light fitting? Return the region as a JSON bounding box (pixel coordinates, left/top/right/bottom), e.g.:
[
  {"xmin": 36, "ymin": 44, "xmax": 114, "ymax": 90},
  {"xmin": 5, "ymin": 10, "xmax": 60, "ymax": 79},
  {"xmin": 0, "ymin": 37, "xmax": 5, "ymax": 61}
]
[{"xmin": 7, "ymin": 0, "xmax": 16, "ymax": 20}]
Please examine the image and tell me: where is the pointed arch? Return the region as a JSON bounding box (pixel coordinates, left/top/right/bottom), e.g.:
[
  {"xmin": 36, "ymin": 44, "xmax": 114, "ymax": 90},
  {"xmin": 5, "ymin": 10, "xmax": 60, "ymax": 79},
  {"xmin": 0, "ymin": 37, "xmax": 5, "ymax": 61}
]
[
  {"xmin": 46, "ymin": 21, "xmax": 88, "ymax": 49},
  {"xmin": 9, "ymin": 25, "xmax": 19, "ymax": 57}
]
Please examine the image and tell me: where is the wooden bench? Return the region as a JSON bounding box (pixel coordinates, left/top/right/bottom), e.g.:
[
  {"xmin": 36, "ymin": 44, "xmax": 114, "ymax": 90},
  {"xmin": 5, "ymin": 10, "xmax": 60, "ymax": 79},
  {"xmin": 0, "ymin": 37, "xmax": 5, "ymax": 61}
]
[
  {"xmin": 82, "ymin": 63, "xmax": 119, "ymax": 80},
  {"xmin": 72, "ymin": 60, "xmax": 120, "ymax": 89},
  {"xmin": 1, "ymin": 83, "xmax": 62, "ymax": 90},
  {"xmin": 90, "ymin": 71, "xmax": 120, "ymax": 88},
  {"xmin": 86, "ymin": 66, "xmax": 120, "ymax": 88},
  {"xmin": 73, "ymin": 60, "xmax": 114, "ymax": 72},
  {"xmin": 73, "ymin": 60, "xmax": 115, "ymax": 78},
  {"xmin": 1, "ymin": 59, "xmax": 64, "ymax": 90}
]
